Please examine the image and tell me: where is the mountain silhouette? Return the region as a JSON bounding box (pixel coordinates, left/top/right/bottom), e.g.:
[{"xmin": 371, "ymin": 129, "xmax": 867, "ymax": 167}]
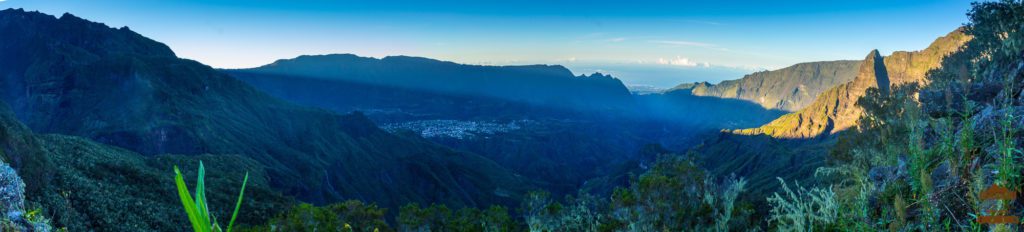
[{"xmin": 236, "ymin": 54, "xmax": 638, "ymax": 112}]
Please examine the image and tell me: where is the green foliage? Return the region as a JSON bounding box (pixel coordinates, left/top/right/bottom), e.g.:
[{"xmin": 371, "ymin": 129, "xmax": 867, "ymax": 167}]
[
  {"xmin": 240, "ymin": 201, "xmax": 391, "ymax": 232},
  {"xmin": 398, "ymin": 203, "xmax": 515, "ymax": 232},
  {"xmin": 605, "ymin": 154, "xmax": 755, "ymax": 231},
  {"xmin": 519, "ymin": 191, "xmax": 605, "ymax": 232},
  {"xmin": 766, "ymin": 178, "xmax": 838, "ymax": 231},
  {"xmin": 707, "ymin": 175, "xmax": 747, "ymax": 232},
  {"xmin": 965, "ymin": 0, "xmax": 1024, "ymax": 81},
  {"xmin": 174, "ymin": 162, "xmax": 249, "ymax": 232}
]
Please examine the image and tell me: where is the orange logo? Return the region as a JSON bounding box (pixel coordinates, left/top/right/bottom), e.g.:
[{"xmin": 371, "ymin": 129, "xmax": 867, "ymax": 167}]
[{"xmin": 977, "ymin": 184, "xmax": 1020, "ymax": 225}]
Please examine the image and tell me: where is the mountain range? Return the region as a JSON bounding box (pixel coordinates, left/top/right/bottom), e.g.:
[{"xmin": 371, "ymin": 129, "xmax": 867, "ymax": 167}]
[
  {"xmin": 239, "ymin": 54, "xmax": 637, "ymax": 112},
  {"xmin": 0, "ymin": 9, "xmax": 533, "ymax": 214}
]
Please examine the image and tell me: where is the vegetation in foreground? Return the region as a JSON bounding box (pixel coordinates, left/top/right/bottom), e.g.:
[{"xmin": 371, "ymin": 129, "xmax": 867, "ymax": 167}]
[{"xmin": 175, "ymin": 162, "xmax": 249, "ymax": 232}]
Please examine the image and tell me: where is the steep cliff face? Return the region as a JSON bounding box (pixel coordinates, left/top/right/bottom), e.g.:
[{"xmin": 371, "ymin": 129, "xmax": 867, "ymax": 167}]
[
  {"xmin": 636, "ymin": 85, "xmax": 788, "ymax": 129},
  {"xmin": 672, "ymin": 60, "xmax": 861, "ymax": 112},
  {"xmin": 734, "ymin": 29, "xmax": 970, "ymax": 138}
]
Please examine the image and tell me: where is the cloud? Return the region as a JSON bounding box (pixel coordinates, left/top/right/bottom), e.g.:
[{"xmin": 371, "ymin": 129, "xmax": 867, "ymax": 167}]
[
  {"xmin": 606, "ymin": 37, "xmax": 626, "ymax": 42},
  {"xmin": 657, "ymin": 56, "xmax": 701, "ymax": 67},
  {"xmin": 649, "ymin": 40, "xmax": 715, "ymax": 47}
]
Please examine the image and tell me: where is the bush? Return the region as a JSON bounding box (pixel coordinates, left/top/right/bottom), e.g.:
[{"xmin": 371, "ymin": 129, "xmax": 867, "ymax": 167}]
[{"xmin": 766, "ymin": 178, "xmax": 838, "ymax": 231}]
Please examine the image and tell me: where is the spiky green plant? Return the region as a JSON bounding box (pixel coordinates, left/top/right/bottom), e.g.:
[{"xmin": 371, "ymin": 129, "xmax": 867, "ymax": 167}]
[{"xmin": 174, "ymin": 161, "xmax": 249, "ymax": 232}]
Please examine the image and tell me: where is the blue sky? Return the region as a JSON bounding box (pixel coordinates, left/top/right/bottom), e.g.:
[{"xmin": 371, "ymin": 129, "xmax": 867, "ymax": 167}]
[{"xmin": 1, "ymin": 0, "xmax": 975, "ymax": 87}]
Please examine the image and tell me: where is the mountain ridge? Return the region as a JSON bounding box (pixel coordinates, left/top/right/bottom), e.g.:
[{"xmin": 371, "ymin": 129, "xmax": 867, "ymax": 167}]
[
  {"xmin": 732, "ymin": 28, "xmax": 971, "ymax": 138},
  {"xmin": 238, "ymin": 53, "xmax": 638, "ymax": 112},
  {"xmin": 669, "ymin": 60, "xmax": 862, "ymax": 112}
]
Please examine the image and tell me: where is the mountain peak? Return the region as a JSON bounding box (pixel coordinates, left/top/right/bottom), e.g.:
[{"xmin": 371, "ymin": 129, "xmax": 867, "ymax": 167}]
[
  {"xmin": 59, "ymin": 12, "xmax": 79, "ymax": 20},
  {"xmin": 866, "ymin": 49, "xmax": 881, "ymax": 58},
  {"xmin": 581, "ymin": 72, "xmax": 614, "ymax": 79},
  {"xmin": 0, "ymin": 8, "xmax": 176, "ymax": 58},
  {"xmin": 860, "ymin": 49, "xmax": 890, "ymax": 94}
]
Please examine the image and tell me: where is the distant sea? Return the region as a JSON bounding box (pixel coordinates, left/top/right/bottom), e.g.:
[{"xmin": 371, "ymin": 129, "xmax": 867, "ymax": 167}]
[{"xmin": 565, "ymin": 63, "xmax": 760, "ymax": 89}]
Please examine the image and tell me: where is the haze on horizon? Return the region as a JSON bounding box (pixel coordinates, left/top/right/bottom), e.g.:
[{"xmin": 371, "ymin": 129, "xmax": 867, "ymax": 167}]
[{"xmin": 2, "ymin": 0, "xmax": 974, "ymax": 87}]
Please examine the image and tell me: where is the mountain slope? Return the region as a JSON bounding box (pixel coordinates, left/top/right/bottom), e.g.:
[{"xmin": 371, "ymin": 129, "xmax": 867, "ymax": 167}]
[
  {"xmin": 236, "ymin": 54, "xmax": 637, "ymax": 112},
  {"xmin": 672, "ymin": 60, "xmax": 861, "ymax": 111},
  {"xmin": 225, "ymin": 56, "xmax": 790, "ymax": 197},
  {"xmin": 224, "ymin": 70, "xmax": 603, "ymax": 122},
  {"xmin": 734, "ymin": 29, "xmax": 970, "ymax": 138},
  {"xmin": 226, "ymin": 66, "xmax": 710, "ymax": 197},
  {"xmin": 636, "ymin": 86, "xmax": 788, "ymax": 129},
  {"xmin": 0, "ymin": 9, "xmax": 532, "ymax": 210},
  {"xmin": 689, "ymin": 28, "xmax": 971, "ymax": 202},
  {"xmin": 0, "ymin": 101, "xmax": 292, "ymax": 231}
]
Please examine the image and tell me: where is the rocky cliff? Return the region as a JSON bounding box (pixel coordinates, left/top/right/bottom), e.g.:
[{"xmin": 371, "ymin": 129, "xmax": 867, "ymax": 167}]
[
  {"xmin": 672, "ymin": 60, "xmax": 861, "ymax": 112},
  {"xmin": 734, "ymin": 29, "xmax": 971, "ymax": 138}
]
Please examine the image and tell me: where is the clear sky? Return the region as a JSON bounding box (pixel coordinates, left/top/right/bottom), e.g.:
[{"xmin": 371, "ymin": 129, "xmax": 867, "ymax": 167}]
[{"xmin": 1, "ymin": 0, "xmax": 976, "ymax": 87}]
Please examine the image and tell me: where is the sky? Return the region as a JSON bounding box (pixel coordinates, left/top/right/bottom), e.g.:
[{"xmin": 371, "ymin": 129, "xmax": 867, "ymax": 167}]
[{"xmin": 0, "ymin": 0, "xmax": 976, "ymax": 87}]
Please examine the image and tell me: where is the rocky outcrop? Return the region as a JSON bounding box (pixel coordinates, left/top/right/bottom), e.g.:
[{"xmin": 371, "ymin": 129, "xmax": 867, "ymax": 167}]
[
  {"xmin": 0, "ymin": 160, "xmax": 51, "ymax": 232},
  {"xmin": 734, "ymin": 29, "xmax": 971, "ymax": 138}
]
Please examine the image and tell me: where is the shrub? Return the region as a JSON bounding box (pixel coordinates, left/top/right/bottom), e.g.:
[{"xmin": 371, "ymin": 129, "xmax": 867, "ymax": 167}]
[
  {"xmin": 766, "ymin": 178, "xmax": 838, "ymax": 231},
  {"xmin": 245, "ymin": 201, "xmax": 390, "ymax": 232}
]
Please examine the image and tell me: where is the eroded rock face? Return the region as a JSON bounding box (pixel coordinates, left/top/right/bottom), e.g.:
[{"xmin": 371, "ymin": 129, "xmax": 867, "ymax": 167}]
[
  {"xmin": 734, "ymin": 29, "xmax": 971, "ymax": 139},
  {"xmin": 676, "ymin": 60, "xmax": 861, "ymax": 112}
]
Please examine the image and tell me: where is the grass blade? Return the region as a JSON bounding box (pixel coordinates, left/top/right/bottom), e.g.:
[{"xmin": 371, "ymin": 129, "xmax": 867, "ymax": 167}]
[
  {"xmin": 195, "ymin": 162, "xmax": 212, "ymax": 231},
  {"xmin": 226, "ymin": 172, "xmax": 248, "ymax": 232},
  {"xmin": 174, "ymin": 166, "xmax": 204, "ymax": 232}
]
